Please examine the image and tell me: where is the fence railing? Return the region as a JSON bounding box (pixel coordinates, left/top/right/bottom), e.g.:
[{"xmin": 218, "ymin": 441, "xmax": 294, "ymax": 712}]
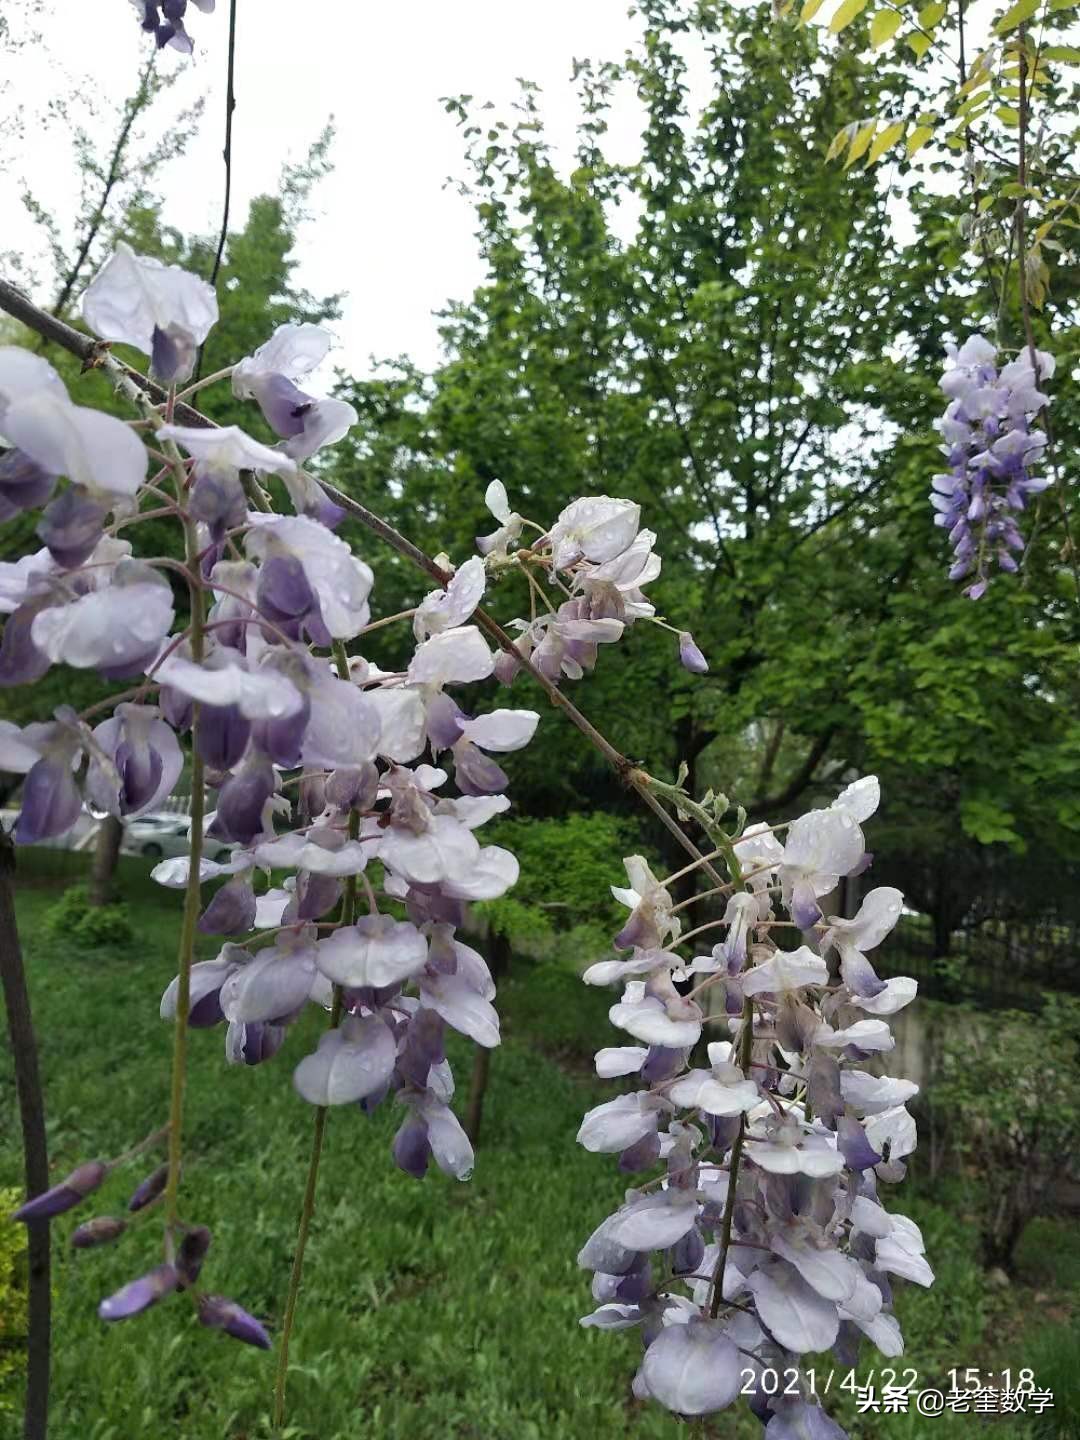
[{"xmin": 879, "ymin": 910, "xmax": 1080, "ymax": 1011}]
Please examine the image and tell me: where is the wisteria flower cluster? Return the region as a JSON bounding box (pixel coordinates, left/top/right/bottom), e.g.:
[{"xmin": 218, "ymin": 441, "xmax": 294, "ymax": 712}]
[
  {"xmin": 0, "ymin": 241, "xmax": 543, "ymax": 1338},
  {"xmin": 130, "ymin": 0, "xmax": 215, "ymax": 53},
  {"xmin": 576, "ymin": 776, "xmax": 929, "ymax": 1434},
  {"xmin": 931, "ymin": 334, "xmax": 1053, "ymax": 600},
  {"xmin": 0, "ymin": 237, "xmax": 925, "ymax": 1432},
  {"xmin": 477, "ymin": 481, "xmax": 708, "ymax": 682},
  {"xmin": 1, "ymin": 237, "xmax": 716, "ymax": 1373}
]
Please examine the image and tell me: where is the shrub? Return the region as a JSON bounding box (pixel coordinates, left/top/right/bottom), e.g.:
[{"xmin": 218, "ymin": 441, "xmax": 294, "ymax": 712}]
[
  {"xmin": 0, "ymin": 1188, "xmax": 27, "ymax": 1421},
  {"xmin": 43, "ymin": 885, "xmax": 134, "ymax": 949},
  {"xmin": 482, "ymin": 813, "xmax": 649, "ymax": 934},
  {"xmin": 928, "ymin": 993, "xmax": 1080, "ymax": 1270}
]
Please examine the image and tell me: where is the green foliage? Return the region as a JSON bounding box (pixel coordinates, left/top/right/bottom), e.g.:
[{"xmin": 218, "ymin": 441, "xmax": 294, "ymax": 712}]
[
  {"xmin": 500, "ymin": 951, "xmax": 613, "ymax": 1063},
  {"xmin": 482, "ymin": 813, "xmax": 645, "ymax": 936},
  {"xmin": 0, "ymin": 1187, "xmax": 27, "ymax": 1422},
  {"xmin": 1021, "ymin": 1321, "xmax": 1080, "ymax": 1439},
  {"xmin": 324, "ymin": 0, "xmax": 1080, "ymax": 890},
  {"xmin": 929, "ymin": 995, "xmax": 1080, "ymax": 1268},
  {"xmin": 473, "ymin": 896, "xmax": 555, "ymax": 949},
  {"xmin": 43, "ymin": 883, "xmax": 134, "ymax": 950}
]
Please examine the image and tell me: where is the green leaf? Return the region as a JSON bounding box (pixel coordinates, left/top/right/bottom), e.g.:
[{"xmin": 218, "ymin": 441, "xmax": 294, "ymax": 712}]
[
  {"xmin": 830, "ymin": 0, "xmax": 870, "ymax": 31},
  {"xmin": 1043, "ymin": 43, "xmax": 1080, "ymax": 59},
  {"xmin": 826, "ymin": 123, "xmax": 856, "ymax": 160},
  {"xmin": 843, "ymin": 119, "xmax": 878, "ymax": 168},
  {"xmin": 906, "ymin": 30, "xmax": 934, "ymax": 57},
  {"xmin": 996, "ymin": 105, "xmax": 1021, "ymax": 125},
  {"xmin": 870, "ymin": 8, "xmax": 904, "ymax": 44},
  {"xmin": 801, "ymin": 0, "xmax": 828, "ymax": 20},
  {"xmin": 960, "ymin": 796, "xmax": 1023, "ymax": 846},
  {"xmin": 906, "ymin": 124, "xmax": 935, "ymax": 155},
  {"xmin": 868, "ymin": 121, "xmax": 906, "ymax": 163},
  {"xmin": 995, "ymin": 0, "xmax": 1041, "ymax": 35},
  {"xmin": 917, "ymin": 0, "xmax": 947, "ymax": 25}
]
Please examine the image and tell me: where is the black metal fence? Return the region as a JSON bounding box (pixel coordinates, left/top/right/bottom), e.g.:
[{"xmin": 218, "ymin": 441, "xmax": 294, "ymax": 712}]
[{"xmin": 877, "ymin": 908, "xmax": 1080, "ymax": 1012}]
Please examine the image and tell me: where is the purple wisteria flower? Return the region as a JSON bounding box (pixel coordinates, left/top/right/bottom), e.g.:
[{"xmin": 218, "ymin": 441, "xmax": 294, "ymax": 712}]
[
  {"xmin": 12, "ymin": 1160, "xmax": 107, "ymax": 1223},
  {"xmin": 83, "ymin": 243, "xmax": 219, "ymax": 384},
  {"xmin": 231, "ymin": 324, "xmax": 358, "ymax": 464},
  {"xmin": 98, "ymin": 1263, "xmax": 180, "ymax": 1322},
  {"xmin": 575, "ymin": 777, "xmax": 927, "ymax": 1434},
  {"xmin": 475, "ymin": 485, "xmax": 701, "ymax": 678},
  {"xmin": 129, "ymin": 0, "xmax": 215, "ymax": 53},
  {"xmin": 197, "ymin": 1294, "xmax": 272, "ymax": 1349},
  {"xmin": 931, "ymin": 335, "xmax": 1053, "ymax": 599}
]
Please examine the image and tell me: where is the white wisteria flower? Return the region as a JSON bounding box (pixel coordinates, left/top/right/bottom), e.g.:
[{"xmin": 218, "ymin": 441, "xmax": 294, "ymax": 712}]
[{"xmin": 82, "ymin": 242, "xmax": 219, "ymax": 383}]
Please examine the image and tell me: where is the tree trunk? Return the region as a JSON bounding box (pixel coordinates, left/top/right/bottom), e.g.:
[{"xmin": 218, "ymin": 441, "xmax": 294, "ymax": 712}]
[
  {"xmin": 0, "ymin": 826, "xmax": 51, "ymax": 1440},
  {"xmin": 464, "ymin": 1044, "xmax": 492, "ymax": 1146},
  {"xmin": 88, "ymin": 815, "xmax": 123, "ymax": 907},
  {"xmin": 463, "ymin": 929, "xmax": 513, "ymax": 1147},
  {"xmin": 932, "ymin": 906, "xmax": 953, "ymax": 958}
]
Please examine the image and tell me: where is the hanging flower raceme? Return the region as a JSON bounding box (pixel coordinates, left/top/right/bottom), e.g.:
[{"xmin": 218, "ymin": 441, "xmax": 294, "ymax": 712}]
[
  {"xmin": 575, "ymin": 776, "xmax": 927, "ymax": 1434},
  {"xmin": 478, "ymin": 482, "xmax": 704, "ymax": 682},
  {"xmin": 931, "ymin": 334, "xmax": 1053, "ymax": 599},
  {"xmin": 0, "ymin": 236, "xmax": 542, "ymax": 1351}
]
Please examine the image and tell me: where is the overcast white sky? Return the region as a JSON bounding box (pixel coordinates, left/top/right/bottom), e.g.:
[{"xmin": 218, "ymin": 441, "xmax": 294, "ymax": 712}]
[
  {"xmin": 2, "ymin": 1, "xmax": 1003, "ymax": 381},
  {"xmin": 2, "ymin": 0, "xmax": 660, "ymax": 377}
]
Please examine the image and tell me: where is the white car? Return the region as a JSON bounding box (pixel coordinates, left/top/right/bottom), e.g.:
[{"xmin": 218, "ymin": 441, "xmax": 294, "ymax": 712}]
[{"xmin": 122, "ymin": 813, "xmax": 232, "ymax": 862}]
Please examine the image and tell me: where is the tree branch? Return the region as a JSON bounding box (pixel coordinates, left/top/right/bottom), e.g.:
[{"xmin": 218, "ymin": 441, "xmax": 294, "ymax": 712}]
[
  {"xmin": 747, "ymin": 726, "xmax": 834, "ymax": 816},
  {"xmin": 51, "ymin": 58, "xmax": 157, "ymax": 319},
  {"xmin": 193, "ymin": 0, "xmax": 238, "ymax": 385}
]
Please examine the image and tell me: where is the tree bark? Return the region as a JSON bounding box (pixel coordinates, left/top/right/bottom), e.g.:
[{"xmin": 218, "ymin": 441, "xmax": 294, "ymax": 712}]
[
  {"xmin": 88, "ymin": 815, "xmax": 123, "ymax": 907},
  {"xmin": 0, "ymin": 827, "xmax": 51, "ymax": 1440},
  {"xmin": 463, "ymin": 1045, "xmax": 492, "ymax": 1146},
  {"xmin": 932, "ymin": 905, "xmax": 953, "ymax": 958},
  {"xmin": 463, "ymin": 929, "xmax": 513, "ymax": 1146}
]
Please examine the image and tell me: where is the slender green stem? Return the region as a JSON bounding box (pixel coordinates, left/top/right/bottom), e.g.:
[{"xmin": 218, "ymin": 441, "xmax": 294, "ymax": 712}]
[
  {"xmin": 273, "ymin": 684, "xmax": 358, "ymax": 1432},
  {"xmin": 163, "ymin": 434, "xmax": 206, "ymax": 1239},
  {"xmin": 709, "ymin": 995, "xmax": 755, "ymax": 1319}
]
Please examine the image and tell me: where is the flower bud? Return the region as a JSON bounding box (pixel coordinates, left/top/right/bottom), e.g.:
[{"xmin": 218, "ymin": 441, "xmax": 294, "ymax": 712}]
[
  {"xmin": 127, "ymin": 1162, "xmax": 169, "ymax": 1213},
  {"xmin": 176, "ymin": 1224, "xmax": 212, "ymax": 1288},
  {"xmin": 13, "ymin": 1160, "xmax": 108, "ymax": 1223},
  {"xmin": 678, "ymin": 631, "xmax": 708, "ymax": 674},
  {"xmin": 197, "ymin": 1293, "xmax": 272, "ymax": 1350},
  {"xmin": 71, "ymin": 1216, "xmax": 127, "ymax": 1249},
  {"xmin": 99, "ymin": 1263, "xmax": 179, "ymax": 1322}
]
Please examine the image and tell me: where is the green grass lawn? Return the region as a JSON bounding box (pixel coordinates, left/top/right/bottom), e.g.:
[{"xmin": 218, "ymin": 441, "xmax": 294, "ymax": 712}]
[{"xmin": 1, "ymin": 853, "xmax": 1077, "ymax": 1439}]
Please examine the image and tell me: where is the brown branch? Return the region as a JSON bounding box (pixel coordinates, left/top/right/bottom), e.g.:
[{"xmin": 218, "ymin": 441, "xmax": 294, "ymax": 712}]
[
  {"xmin": 747, "ymin": 726, "xmax": 834, "ymax": 817},
  {"xmin": 0, "ymin": 826, "xmax": 50, "ymax": 1440},
  {"xmin": 193, "ymin": 0, "xmax": 238, "ymax": 385}
]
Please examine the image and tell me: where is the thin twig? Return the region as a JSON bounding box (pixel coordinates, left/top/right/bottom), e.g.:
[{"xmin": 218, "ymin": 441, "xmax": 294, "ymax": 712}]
[
  {"xmin": 193, "ymin": 0, "xmax": 238, "ymax": 385},
  {"xmin": 50, "ymin": 57, "xmax": 157, "ymax": 320},
  {"xmin": 273, "ymin": 748, "xmax": 357, "ymax": 1433}
]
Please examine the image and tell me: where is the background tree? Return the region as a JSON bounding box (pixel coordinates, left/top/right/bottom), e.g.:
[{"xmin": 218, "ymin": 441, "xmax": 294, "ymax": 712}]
[{"xmin": 327, "ymin": 0, "xmax": 1080, "ymax": 944}]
